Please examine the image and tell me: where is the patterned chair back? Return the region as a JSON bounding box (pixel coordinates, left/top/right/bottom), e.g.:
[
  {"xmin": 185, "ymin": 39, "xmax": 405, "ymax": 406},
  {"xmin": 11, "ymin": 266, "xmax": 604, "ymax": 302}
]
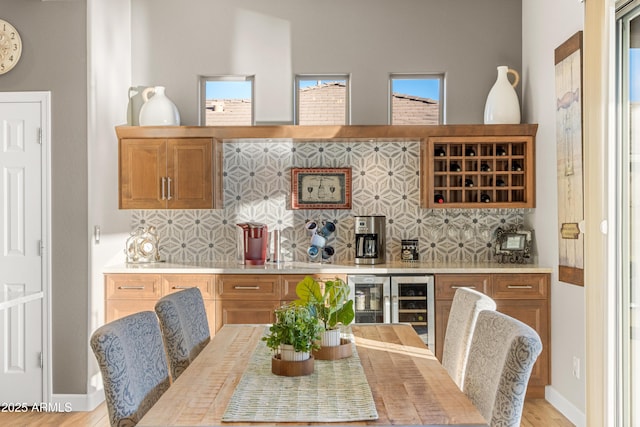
[
  {"xmin": 441, "ymin": 287, "xmax": 496, "ymax": 389},
  {"xmin": 463, "ymin": 310, "xmax": 542, "ymax": 427},
  {"xmin": 155, "ymin": 287, "xmax": 211, "ymax": 380},
  {"xmin": 90, "ymin": 311, "xmax": 170, "ymax": 427}
]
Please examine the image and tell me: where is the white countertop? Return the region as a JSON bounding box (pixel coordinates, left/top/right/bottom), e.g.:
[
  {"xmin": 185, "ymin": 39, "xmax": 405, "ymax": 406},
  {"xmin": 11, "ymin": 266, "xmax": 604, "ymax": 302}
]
[
  {"xmin": 0, "ymin": 290, "xmax": 44, "ymax": 311},
  {"xmin": 103, "ymin": 260, "xmax": 552, "ymax": 275}
]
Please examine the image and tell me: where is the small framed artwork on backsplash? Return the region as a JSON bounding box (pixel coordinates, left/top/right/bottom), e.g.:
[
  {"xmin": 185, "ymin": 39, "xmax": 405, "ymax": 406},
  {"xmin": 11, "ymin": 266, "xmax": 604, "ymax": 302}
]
[{"xmin": 290, "ymin": 167, "xmax": 352, "ymax": 210}]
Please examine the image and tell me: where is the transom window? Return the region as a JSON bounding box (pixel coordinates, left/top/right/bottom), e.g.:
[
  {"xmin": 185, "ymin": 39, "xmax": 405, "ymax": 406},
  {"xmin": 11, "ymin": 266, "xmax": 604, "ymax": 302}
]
[
  {"xmin": 389, "ymin": 73, "xmax": 444, "ymax": 125},
  {"xmin": 295, "ymin": 75, "xmax": 350, "ymax": 125},
  {"xmin": 199, "ymin": 75, "xmax": 254, "ymax": 126}
]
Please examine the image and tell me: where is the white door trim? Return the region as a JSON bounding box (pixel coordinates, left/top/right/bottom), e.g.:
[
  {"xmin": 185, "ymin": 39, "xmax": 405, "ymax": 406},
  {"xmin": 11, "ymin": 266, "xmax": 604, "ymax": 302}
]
[{"xmin": 0, "ymin": 91, "xmax": 52, "ymax": 403}]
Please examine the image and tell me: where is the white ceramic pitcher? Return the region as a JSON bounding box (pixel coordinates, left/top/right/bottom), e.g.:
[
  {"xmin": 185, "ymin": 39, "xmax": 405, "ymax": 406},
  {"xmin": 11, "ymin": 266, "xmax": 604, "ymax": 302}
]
[
  {"xmin": 483, "ymin": 66, "xmax": 521, "ymax": 124},
  {"xmin": 138, "ymin": 86, "xmax": 180, "ymax": 126}
]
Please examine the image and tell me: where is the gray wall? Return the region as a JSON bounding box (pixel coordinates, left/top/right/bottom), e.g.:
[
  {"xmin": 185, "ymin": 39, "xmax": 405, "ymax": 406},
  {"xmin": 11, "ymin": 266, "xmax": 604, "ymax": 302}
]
[
  {"xmin": 0, "ymin": 1, "xmax": 88, "ymax": 393},
  {"xmin": 131, "ymin": 0, "xmax": 522, "ymax": 125}
]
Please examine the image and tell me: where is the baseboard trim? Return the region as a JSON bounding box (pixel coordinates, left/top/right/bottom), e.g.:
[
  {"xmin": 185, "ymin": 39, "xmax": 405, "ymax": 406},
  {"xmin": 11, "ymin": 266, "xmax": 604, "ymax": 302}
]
[
  {"xmin": 52, "ymin": 389, "xmax": 104, "ymax": 412},
  {"xmin": 545, "ymin": 386, "xmax": 586, "ymax": 427}
]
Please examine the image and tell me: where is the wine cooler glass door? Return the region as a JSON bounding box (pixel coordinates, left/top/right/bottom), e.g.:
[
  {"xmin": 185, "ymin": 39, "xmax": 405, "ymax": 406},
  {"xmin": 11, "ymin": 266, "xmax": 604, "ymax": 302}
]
[
  {"xmin": 391, "ymin": 275, "xmax": 435, "ymax": 349},
  {"xmin": 348, "ymin": 275, "xmax": 389, "ymax": 324}
]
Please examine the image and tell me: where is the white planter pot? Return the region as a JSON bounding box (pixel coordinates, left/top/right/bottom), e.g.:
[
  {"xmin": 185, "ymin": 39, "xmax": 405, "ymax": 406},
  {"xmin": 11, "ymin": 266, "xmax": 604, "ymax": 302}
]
[
  {"xmin": 280, "ymin": 344, "xmax": 309, "ymax": 361},
  {"xmin": 320, "ymin": 328, "xmax": 341, "ymax": 347}
]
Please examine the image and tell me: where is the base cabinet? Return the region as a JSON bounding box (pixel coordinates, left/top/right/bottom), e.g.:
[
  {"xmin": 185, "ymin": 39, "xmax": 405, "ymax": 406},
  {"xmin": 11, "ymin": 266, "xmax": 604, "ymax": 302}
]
[
  {"xmin": 434, "ymin": 273, "xmax": 550, "ymax": 398},
  {"xmin": 162, "ymin": 274, "xmax": 216, "ymax": 335},
  {"xmin": 215, "ymin": 275, "xmax": 281, "ymax": 330},
  {"xmin": 280, "ymin": 274, "xmax": 347, "ymax": 304},
  {"xmin": 105, "ymin": 273, "xmax": 216, "ymax": 336},
  {"xmin": 104, "ymin": 273, "xmax": 350, "ymax": 335},
  {"xmin": 105, "ymin": 274, "xmax": 162, "ymax": 321}
]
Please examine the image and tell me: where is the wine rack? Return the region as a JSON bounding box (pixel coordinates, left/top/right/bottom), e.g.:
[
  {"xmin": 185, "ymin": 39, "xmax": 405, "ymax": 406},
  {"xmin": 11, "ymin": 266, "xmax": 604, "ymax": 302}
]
[{"xmin": 421, "ymin": 133, "xmax": 535, "ymax": 208}]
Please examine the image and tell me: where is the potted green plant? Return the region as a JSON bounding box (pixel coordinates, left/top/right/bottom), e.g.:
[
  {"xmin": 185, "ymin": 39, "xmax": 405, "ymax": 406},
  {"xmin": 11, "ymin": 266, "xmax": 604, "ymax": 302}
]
[
  {"xmin": 294, "ymin": 276, "xmax": 354, "ymax": 348},
  {"xmin": 262, "ymin": 303, "xmax": 323, "ymax": 362}
]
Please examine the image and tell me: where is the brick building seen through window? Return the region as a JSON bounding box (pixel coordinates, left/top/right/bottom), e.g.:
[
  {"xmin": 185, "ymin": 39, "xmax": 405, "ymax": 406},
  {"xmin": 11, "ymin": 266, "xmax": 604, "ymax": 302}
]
[{"xmin": 205, "ymin": 82, "xmax": 440, "ymax": 126}]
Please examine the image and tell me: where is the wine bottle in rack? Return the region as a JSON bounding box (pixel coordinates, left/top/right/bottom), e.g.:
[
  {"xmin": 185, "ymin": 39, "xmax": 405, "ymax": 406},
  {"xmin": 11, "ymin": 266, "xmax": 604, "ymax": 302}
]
[
  {"xmin": 435, "ymin": 147, "xmax": 446, "ymax": 157},
  {"xmin": 450, "ymin": 162, "xmax": 461, "ymax": 172},
  {"xmin": 434, "ymin": 194, "xmax": 445, "ymax": 204},
  {"xmin": 465, "ymin": 147, "xmax": 476, "ymax": 156}
]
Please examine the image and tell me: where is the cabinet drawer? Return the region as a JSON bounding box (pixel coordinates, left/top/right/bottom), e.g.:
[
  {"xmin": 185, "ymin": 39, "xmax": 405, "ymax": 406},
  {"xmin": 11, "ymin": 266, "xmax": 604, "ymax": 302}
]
[
  {"xmin": 281, "ymin": 274, "xmax": 347, "ymax": 302},
  {"xmin": 215, "ymin": 300, "xmax": 280, "ymax": 332},
  {"xmin": 217, "ymin": 275, "xmax": 281, "ymax": 299},
  {"xmin": 162, "ymin": 274, "xmax": 215, "ymax": 299},
  {"xmin": 492, "ymin": 274, "xmax": 548, "ymax": 299},
  {"xmin": 106, "ymin": 300, "xmax": 158, "ymax": 322},
  {"xmin": 105, "ymin": 274, "xmax": 161, "ymax": 299},
  {"xmin": 435, "ymin": 274, "xmax": 491, "ymax": 300}
]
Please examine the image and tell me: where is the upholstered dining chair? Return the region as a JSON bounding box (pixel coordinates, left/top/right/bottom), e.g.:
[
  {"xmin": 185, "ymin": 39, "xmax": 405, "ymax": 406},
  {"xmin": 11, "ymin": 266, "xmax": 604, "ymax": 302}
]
[
  {"xmin": 441, "ymin": 287, "xmax": 496, "ymax": 389},
  {"xmin": 154, "ymin": 287, "xmax": 211, "ymax": 380},
  {"xmin": 463, "ymin": 310, "xmax": 542, "ymax": 427},
  {"xmin": 90, "ymin": 311, "xmax": 170, "ymax": 427}
]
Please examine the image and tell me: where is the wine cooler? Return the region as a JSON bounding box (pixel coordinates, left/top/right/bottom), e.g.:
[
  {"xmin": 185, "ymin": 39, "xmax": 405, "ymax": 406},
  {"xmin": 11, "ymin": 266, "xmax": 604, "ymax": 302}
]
[{"xmin": 347, "ymin": 274, "xmax": 435, "ymax": 350}]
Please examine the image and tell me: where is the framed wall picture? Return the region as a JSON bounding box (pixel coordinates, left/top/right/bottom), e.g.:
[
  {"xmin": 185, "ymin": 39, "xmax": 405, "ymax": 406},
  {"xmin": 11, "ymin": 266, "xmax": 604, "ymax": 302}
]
[
  {"xmin": 555, "ymin": 31, "xmax": 584, "ymax": 286},
  {"xmin": 291, "ymin": 167, "xmax": 352, "ymax": 209}
]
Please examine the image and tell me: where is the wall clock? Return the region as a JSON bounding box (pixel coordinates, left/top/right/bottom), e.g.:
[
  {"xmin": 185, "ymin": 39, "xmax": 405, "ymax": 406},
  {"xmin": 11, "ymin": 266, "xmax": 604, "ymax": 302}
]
[{"xmin": 0, "ymin": 18, "xmax": 22, "ymax": 75}]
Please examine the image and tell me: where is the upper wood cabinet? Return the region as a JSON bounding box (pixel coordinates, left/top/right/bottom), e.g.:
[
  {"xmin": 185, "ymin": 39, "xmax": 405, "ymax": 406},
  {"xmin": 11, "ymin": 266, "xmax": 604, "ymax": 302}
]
[
  {"xmin": 116, "ymin": 124, "xmax": 535, "ymax": 210},
  {"xmin": 420, "ymin": 125, "xmax": 537, "ymax": 208},
  {"xmin": 117, "ymin": 129, "xmax": 223, "ymax": 209}
]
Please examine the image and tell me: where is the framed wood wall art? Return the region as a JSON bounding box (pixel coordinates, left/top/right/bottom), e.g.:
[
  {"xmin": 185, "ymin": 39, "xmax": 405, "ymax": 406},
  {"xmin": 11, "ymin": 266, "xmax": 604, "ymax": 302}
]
[
  {"xmin": 555, "ymin": 31, "xmax": 584, "ymax": 286},
  {"xmin": 291, "ymin": 167, "xmax": 352, "ymax": 209}
]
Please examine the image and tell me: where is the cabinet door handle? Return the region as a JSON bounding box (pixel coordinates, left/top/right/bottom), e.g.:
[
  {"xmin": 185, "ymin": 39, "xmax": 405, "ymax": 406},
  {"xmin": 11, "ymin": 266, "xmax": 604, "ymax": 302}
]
[
  {"xmin": 234, "ymin": 286, "xmax": 260, "ymax": 290},
  {"xmin": 173, "ymin": 285, "xmax": 194, "ymax": 290},
  {"xmin": 451, "ymin": 285, "xmax": 476, "ymax": 289},
  {"xmin": 161, "ymin": 177, "xmax": 167, "ymax": 200},
  {"xmin": 167, "ymin": 177, "xmax": 172, "ymax": 200},
  {"xmin": 118, "ymin": 285, "xmax": 145, "ymax": 290},
  {"xmin": 507, "ymin": 285, "xmax": 533, "ymax": 289}
]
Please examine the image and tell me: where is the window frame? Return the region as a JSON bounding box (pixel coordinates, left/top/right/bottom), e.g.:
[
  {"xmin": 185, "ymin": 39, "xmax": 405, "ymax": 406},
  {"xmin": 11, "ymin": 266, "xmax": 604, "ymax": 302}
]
[
  {"xmin": 294, "ymin": 74, "xmax": 351, "ymax": 125},
  {"xmin": 198, "ymin": 75, "xmax": 255, "ymax": 126},
  {"xmin": 388, "ymin": 73, "xmax": 445, "ymax": 125}
]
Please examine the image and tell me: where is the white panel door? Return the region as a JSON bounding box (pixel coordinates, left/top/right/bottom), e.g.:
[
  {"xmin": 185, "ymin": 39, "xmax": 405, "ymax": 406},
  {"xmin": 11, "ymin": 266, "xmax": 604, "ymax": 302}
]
[{"xmin": 0, "ymin": 99, "xmax": 44, "ymax": 403}]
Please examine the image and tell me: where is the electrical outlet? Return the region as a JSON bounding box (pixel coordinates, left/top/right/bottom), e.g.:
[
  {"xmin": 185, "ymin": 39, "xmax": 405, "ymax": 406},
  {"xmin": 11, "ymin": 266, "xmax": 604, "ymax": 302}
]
[{"xmin": 573, "ymin": 356, "xmax": 581, "ymax": 379}]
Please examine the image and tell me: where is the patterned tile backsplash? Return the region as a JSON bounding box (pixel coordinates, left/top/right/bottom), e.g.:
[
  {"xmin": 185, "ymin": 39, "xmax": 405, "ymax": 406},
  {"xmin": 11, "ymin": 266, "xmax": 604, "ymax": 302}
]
[{"xmin": 132, "ymin": 139, "xmax": 527, "ymax": 263}]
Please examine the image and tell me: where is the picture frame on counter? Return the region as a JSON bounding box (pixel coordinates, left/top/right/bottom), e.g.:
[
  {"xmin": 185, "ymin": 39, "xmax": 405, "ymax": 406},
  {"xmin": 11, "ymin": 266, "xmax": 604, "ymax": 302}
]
[
  {"xmin": 290, "ymin": 167, "xmax": 352, "ymax": 210},
  {"xmin": 494, "ymin": 226, "xmax": 533, "ymax": 264}
]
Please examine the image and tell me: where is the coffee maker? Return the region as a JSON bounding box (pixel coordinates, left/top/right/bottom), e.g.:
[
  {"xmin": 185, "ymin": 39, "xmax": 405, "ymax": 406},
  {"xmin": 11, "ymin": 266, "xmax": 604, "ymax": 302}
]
[
  {"xmin": 354, "ymin": 215, "xmax": 386, "ymax": 264},
  {"xmin": 236, "ymin": 222, "xmax": 268, "ymax": 265}
]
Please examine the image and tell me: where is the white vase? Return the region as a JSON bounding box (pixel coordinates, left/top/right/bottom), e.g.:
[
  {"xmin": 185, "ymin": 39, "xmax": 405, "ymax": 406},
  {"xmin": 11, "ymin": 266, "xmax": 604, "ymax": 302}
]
[
  {"xmin": 483, "ymin": 66, "xmax": 521, "ymax": 124},
  {"xmin": 320, "ymin": 328, "xmax": 341, "ymax": 347},
  {"xmin": 138, "ymin": 86, "xmax": 180, "ymax": 126},
  {"xmin": 280, "ymin": 344, "xmax": 309, "ymax": 361}
]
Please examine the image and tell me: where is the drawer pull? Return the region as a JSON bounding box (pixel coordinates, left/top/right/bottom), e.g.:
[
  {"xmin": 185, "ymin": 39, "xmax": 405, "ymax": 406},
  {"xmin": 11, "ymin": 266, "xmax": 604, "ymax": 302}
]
[
  {"xmin": 118, "ymin": 285, "xmax": 145, "ymax": 290},
  {"xmin": 234, "ymin": 286, "xmax": 260, "ymax": 290},
  {"xmin": 507, "ymin": 285, "xmax": 533, "ymax": 289},
  {"xmin": 173, "ymin": 286, "xmax": 194, "ymax": 290},
  {"xmin": 451, "ymin": 285, "xmax": 476, "ymax": 289}
]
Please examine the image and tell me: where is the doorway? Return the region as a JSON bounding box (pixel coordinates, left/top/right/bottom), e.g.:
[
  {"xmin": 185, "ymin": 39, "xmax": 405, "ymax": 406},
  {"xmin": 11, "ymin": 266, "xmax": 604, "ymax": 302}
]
[{"xmin": 0, "ymin": 91, "xmax": 51, "ymax": 403}]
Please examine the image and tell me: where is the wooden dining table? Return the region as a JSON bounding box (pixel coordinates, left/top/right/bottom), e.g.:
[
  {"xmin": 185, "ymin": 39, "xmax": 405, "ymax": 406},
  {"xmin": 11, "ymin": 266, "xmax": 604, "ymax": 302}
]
[{"xmin": 137, "ymin": 323, "xmax": 488, "ymax": 426}]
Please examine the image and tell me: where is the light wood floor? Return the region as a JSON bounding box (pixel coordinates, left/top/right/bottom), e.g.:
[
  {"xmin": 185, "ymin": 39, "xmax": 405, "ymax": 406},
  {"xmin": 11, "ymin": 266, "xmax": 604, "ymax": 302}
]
[{"xmin": 0, "ymin": 399, "xmax": 573, "ymax": 426}]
